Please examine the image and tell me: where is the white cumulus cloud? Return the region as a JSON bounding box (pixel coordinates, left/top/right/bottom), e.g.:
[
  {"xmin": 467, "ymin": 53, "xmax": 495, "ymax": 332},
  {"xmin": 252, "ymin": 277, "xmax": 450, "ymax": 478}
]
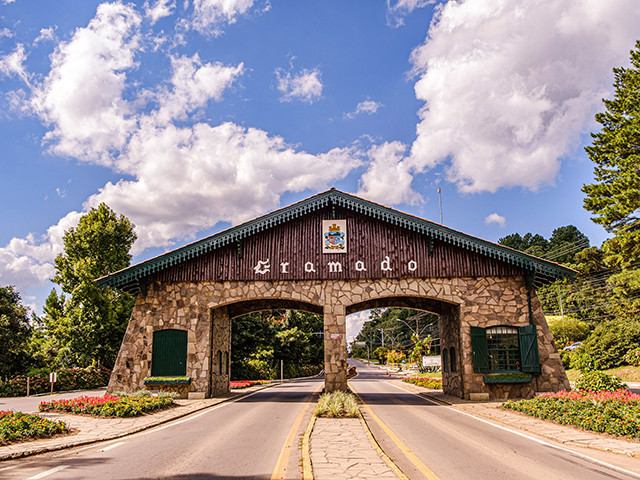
[
  {"xmin": 275, "ymin": 66, "xmax": 323, "ymax": 104},
  {"xmin": 0, "ymin": 0, "xmax": 361, "ymax": 294},
  {"xmin": 357, "ymin": 141, "xmax": 421, "ymax": 206},
  {"xmin": 484, "ymin": 213, "xmax": 506, "ymax": 228},
  {"xmin": 405, "ymin": 0, "xmax": 640, "ymax": 194},
  {"xmin": 190, "ymin": 0, "xmax": 268, "ymax": 37},
  {"xmin": 144, "ymin": 0, "xmax": 175, "ymax": 23},
  {"xmin": 34, "ymin": 27, "xmax": 57, "ymax": 45},
  {"xmin": 344, "ymin": 99, "xmax": 382, "ymax": 120},
  {"xmin": 30, "ymin": 2, "xmax": 143, "ymax": 167},
  {"xmin": 0, "ymin": 211, "xmax": 82, "ymax": 293},
  {"xmin": 0, "ymin": 44, "xmax": 30, "ymax": 84},
  {"xmin": 386, "ymin": 0, "xmax": 434, "ymax": 27}
]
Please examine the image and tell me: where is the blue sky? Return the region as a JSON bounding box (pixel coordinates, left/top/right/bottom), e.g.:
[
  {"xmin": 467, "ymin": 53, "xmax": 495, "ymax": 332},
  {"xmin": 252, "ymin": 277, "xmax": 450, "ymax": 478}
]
[{"xmin": 1, "ymin": 0, "xmax": 639, "ymax": 338}]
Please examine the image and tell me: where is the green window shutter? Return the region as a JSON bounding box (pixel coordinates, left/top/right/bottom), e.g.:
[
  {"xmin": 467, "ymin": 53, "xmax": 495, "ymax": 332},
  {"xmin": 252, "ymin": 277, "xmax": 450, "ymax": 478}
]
[
  {"xmin": 471, "ymin": 326, "xmax": 489, "ymax": 373},
  {"xmin": 151, "ymin": 329, "xmax": 188, "ymax": 377},
  {"xmin": 450, "ymin": 346, "xmax": 457, "ymax": 373},
  {"xmin": 442, "ymin": 348, "xmax": 449, "ymax": 373},
  {"xmin": 519, "ymin": 325, "xmax": 541, "ymax": 374}
]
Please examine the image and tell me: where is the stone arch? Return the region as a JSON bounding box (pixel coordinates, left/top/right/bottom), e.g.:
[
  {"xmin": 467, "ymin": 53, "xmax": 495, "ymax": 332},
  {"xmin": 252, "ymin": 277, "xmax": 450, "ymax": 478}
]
[
  {"xmin": 225, "ymin": 298, "xmax": 323, "ymax": 319},
  {"xmin": 345, "ymin": 293, "xmax": 463, "ymax": 397}
]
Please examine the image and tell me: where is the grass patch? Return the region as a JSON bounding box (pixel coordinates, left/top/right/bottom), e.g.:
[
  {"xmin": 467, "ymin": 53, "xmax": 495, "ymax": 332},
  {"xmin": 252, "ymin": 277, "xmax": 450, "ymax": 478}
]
[
  {"xmin": 314, "ymin": 391, "xmax": 359, "ymax": 418},
  {"xmin": 39, "ymin": 394, "xmax": 174, "ymax": 418},
  {"xmin": 0, "ymin": 411, "xmax": 67, "ymax": 445},
  {"xmin": 402, "ymin": 377, "xmax": 443, "ymax": 389},
  {"xmin": 503, "ymin": 389, "xmax": 640, "ymax": 438}
]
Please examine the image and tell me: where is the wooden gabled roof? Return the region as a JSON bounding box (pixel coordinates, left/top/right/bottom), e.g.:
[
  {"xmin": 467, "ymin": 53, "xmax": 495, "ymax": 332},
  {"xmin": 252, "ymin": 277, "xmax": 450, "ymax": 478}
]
[{"xmin": 97, "ymin": 188, "xmax": 576, "ymax": 294}]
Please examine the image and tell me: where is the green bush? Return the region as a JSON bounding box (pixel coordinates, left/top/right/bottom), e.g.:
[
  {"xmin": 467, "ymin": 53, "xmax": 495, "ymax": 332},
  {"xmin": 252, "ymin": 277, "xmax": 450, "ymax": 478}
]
[
  {"xmin": 549, "ymin": 319, "xmax": 590, "ymax": 349},
  {"xmin": 580, "ymin": 317, "xmax": 640, "ymax": 370},
  {"xmin": 623, "ymin": 348, "xmax": 640, "ymax": 367},
  {"xmin": 559, "ymin": 350, "xmax": 572, "ymax": 369},
  {"xmin": 0, "ymin": 411, "xmax": 67, "ymax": 444},
  {"xmin": 575, "ymin": 370, "xmax": 627, "ymax": 392}
]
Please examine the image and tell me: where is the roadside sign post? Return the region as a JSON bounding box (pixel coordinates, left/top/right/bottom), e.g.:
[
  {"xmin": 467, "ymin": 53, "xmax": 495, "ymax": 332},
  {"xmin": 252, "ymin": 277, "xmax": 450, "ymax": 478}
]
[{"xmin": 49, "ymin": 372, "xmax": 57, "ymax": 394}]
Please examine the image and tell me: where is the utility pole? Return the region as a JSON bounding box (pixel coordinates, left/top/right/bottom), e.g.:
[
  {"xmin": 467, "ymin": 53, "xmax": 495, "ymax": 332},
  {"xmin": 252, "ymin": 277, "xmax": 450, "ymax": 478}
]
[
  {"xmin": 558, "ymin": 282, "xmax": 564, "ymax": 320},
  {"xmin": 378, "ymin": 328, "xmax": 384, "ymax": 347},
  {"xmin": 438, "ymin": 188, "xmax": 443, "ymax": 224}
]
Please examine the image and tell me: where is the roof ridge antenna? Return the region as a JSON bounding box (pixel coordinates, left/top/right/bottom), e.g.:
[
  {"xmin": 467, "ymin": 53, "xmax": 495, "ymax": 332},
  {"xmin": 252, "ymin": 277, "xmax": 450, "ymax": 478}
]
[{"xmin": 96, "ymin": 188, "xmax": 576, "ymax": 294}]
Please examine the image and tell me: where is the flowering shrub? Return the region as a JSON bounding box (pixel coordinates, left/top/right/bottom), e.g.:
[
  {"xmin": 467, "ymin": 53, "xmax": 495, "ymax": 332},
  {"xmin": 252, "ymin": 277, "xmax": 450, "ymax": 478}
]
[
  {"xmin": 230, "ymin": 380, "xmax": 270, "ymax": 389},
  {"xmin": 0, "ymin": 411, "xmax": 67, "ymax": 444},
  {"xmin": 503, "ymin": 389, "xmax": 640, "ymax": 437},
  {"xmin": 39, "ymin": 395, "xmax": 173, "ymax": 417},
  {"xmin": 0, "ymin": 367, "xmax": 111, "ymax": 397},
  {"xmin": 624, "ymin": 348, "xmax": 640, "ymax": 367},
  {"xmin": 575, "ymin": 370, "xmax": 626, "ymax": 392},
  {"xmin": 403, "ymin": 377, "xmax": 443, "ymax": 389}
]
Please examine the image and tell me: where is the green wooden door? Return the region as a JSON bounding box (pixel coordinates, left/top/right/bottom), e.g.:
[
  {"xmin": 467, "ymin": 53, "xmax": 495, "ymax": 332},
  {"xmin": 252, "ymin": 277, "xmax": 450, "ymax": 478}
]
[{"xmin": 151, "ymin": 329, "xmax": 188, "ymax": 377}]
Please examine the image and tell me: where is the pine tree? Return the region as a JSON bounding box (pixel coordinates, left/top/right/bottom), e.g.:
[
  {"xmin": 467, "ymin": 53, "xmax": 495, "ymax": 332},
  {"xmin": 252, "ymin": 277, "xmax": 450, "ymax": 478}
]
[{"xmin": 583, "ymin": 40, "xmax": 640, "ymax": 236}]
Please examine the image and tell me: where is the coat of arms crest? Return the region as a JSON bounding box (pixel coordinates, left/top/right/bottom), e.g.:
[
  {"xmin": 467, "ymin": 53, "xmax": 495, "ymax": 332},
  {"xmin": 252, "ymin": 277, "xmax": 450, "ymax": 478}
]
[{"xmin": 322, "ymin": 220, "xmax": 347, "ymax": 253}]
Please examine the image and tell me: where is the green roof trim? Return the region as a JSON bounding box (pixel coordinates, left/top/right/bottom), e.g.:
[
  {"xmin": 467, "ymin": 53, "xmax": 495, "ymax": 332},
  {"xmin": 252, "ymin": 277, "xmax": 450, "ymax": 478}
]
[{"xmin": 97, "ymin": 188, "xmax": 576, "ymax": 294}]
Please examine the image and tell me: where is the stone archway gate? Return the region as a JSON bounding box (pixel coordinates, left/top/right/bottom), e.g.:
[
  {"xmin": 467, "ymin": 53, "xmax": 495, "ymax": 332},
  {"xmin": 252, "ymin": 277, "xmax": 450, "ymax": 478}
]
[{"xmin": 98, "ymin": 189, "xmax": 575, "ymax": 400}]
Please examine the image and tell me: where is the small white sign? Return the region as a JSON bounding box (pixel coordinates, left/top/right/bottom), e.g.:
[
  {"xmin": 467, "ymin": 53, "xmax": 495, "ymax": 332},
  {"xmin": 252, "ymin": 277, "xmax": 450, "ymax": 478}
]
[
  {"xmin": 331, "ymin": 333, "xmax": 341, "ymax": 340},
  {"xmin": 422, "ymin": 356, "xmax": 441, "ymax": 367},
  {"xmin": 322, "ymin": 220, "xmax": 347, "ymax": 254},
  {"xmin": 49, "ymin": 372, "xmax": 57, "ymax": 383},
  {"xmin": 355, "ymin": 342, "xmax": 366, "ymax": 346}
]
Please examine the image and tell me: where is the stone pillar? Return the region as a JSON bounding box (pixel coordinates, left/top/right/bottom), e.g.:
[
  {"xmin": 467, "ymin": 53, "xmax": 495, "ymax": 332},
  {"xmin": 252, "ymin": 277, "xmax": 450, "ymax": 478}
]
[
  {"xmin": 210, "ymin": 305, "xmax": 231, "ymax": 397},
  {"xmin": 323, "ymin": 302, "xmax": 347, "ymax": 392}
]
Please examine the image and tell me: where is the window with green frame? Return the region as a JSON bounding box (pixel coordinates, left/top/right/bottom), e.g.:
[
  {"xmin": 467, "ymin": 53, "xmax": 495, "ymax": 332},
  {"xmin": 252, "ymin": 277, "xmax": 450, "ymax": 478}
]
[
  {"xmin": 471, "ymin": 324, "xmax": 540, "ymax": 374},
  {"xmin": 151, "ymin": 329, "xmax": 188, "ymax": 377},
  {"xmin": 442, "ymin": 348, "xmax": 449, "ymax": 373}
]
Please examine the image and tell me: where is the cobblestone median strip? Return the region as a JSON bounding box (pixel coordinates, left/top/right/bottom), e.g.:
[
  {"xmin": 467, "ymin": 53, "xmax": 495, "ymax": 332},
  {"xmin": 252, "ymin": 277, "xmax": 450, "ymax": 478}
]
[
  {"xmin": 0, "ymin": 383, "xmax": 277, "ymax": 461},
  {"xmin": 389, "ymin": 379, "xmax": 640, "ymax": 459}
]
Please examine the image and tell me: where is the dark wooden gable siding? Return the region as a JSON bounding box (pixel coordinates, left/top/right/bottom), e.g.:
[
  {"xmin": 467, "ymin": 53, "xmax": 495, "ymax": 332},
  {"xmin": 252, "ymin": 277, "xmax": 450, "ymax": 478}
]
[{"xmin": 147, "ymin": 206, "xmax": 523, "ymax": 283}]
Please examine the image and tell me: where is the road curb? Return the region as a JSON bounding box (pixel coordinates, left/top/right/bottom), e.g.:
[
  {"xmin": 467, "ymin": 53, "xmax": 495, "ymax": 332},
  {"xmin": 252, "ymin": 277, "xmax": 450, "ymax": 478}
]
[
  {"xmin": 0, "ymin": 383, "xmax": 278, "ymax": 462},
  {"xmin": 357, "ymin": 412, "xmax": 409, "ymax": 480},
  {"xmin": 301, "ymin": 414, "xmax": 316, "ymax": 480}
]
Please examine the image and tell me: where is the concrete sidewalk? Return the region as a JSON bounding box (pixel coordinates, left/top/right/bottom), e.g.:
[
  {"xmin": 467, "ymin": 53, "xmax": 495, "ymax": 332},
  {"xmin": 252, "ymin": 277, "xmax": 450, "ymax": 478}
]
[
  {"xmin": 0, "ymin": 383, "xmax": 275, "ymax": 461},
  {"xmin": 391, "ymin": 379, "xmax": 640, "ymax": 459}
]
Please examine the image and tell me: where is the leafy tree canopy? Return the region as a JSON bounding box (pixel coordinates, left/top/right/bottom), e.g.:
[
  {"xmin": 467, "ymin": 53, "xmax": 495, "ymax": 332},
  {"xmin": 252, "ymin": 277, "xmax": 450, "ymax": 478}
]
[
  {"xmin": 0, "ymin": 286, "xmax": 33, "ymax": 376},
  {"xmin": 50, "ymin": 204, "xmax": 137, "ymax": 369}
]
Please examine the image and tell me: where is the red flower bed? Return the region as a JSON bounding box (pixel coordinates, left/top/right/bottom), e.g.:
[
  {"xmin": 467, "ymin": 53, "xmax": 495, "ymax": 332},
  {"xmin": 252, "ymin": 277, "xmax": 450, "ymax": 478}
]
[
  {"xmin": 39, "ymin": 395, "xmax": 173, "ymax": 417},
  {"xmin": 230, "ymin": 380, "xmax": 270, "ymax": 389},
  {"xmin": 503, "ymin": 389, "xmax": 640, "ymax": 437}
]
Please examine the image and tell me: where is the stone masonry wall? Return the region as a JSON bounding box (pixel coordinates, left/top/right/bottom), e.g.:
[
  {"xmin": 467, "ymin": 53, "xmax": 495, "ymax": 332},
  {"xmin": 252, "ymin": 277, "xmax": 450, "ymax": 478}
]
[{"xmin": 107, "ymin": 275, "xmax": 569, "ymax": 399}]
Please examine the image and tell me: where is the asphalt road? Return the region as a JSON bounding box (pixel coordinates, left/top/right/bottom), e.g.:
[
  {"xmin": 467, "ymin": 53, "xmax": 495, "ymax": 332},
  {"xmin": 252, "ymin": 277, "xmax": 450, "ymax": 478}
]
[
  {"xmin": 0, "ymin": 379, "xmax": 322, "ymax": 480},
  {"xmin": 3, "ymin": 369, "xmax": 640, "ymax": 480},
  {"xmin": 349, "ymin": 359, "xmax": 640, "ymax": 480}
]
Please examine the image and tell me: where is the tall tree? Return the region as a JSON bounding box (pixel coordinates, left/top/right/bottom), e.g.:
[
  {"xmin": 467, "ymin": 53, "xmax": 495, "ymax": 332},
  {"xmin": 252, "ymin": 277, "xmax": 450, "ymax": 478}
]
[
  {"xmin": 583, "ymin": 41, "xmax": 640, "ymax": 317},
  {"xmin": 0, "ymin": 286, "xmax": 33, "ymax": 376},
  {"xmin": 582, "ymin": 40, "xmax": 640, "ymax": 236},
  {"xmin": 52, "ymin": 204, "xmax": 137, "ymax": 369}
]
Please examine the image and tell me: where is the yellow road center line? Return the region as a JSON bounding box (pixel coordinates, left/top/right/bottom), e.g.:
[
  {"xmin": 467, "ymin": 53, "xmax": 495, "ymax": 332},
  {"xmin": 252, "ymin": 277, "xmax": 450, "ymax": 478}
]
[
  {"xmin": 271, "ymin": 383, "xmax": 323, "ymax": 480},
  {"xmin": 349, "ymin": 382, "xmax": 441, "ymax": 480}
]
